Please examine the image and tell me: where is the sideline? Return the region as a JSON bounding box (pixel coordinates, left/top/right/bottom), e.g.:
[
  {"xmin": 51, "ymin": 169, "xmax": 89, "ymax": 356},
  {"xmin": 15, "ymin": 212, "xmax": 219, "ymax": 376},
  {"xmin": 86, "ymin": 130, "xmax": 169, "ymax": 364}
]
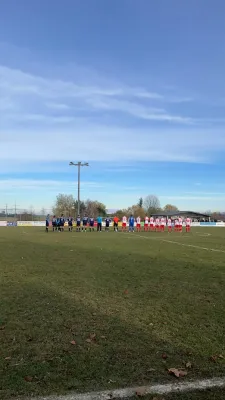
[
  {"xmin": 125, "ymin": 233, "xmax": 225, "ymax": 254},
  {"xmin": 23, "ymin": 377, "xmax": 225, "ymax": 400},
  {"xmin": 196, "ymin": 232, "xmax": 212, "ymax": 237}
]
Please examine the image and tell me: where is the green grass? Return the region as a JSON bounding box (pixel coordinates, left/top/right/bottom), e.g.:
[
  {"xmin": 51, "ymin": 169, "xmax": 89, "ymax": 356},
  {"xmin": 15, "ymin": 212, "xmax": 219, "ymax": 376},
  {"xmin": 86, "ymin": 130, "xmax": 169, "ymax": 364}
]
[
  {"xmin": 129, "ymin": 387, "xmax": 225, "ymax": 399},
  {"xmin": 1, "ymin": 227, "xmax": 225, "ymax": 399}
]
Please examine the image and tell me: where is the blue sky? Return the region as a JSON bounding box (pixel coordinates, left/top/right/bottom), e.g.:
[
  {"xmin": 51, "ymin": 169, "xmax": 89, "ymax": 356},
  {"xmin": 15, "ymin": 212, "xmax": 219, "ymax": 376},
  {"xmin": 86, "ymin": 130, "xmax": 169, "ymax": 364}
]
[{"xmin": 1, "ymin": 0, "xmax": 225, "ymax": 212}]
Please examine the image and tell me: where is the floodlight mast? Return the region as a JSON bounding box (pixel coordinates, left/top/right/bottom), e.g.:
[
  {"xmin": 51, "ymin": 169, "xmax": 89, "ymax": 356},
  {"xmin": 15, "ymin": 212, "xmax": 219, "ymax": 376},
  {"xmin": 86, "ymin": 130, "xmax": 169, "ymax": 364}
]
[{"xmin": 69, "ymin": 162, "xmax": 89, "ymax": 216}]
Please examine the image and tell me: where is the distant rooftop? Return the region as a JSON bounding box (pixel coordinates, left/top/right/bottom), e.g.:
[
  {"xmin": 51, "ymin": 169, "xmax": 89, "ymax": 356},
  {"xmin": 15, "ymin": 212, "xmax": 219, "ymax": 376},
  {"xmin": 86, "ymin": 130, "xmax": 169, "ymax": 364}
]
[{"xmin": 152, "ymin": 211, "xmax": 210, "ymax": 218}]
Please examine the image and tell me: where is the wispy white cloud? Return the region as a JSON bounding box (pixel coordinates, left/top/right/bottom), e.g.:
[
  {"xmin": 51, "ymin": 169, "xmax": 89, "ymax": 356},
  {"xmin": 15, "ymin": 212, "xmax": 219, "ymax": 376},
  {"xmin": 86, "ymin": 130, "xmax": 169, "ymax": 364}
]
[
  {"xmin": 184, "ymin": 191, "xmax": 225, "ymax": 195},
  {"xmin": 46, "ymin": 102, "xmax": 71, "ymax": 110},
  {"xmin": 167, "ymin": 97, "xmax": 193, "ymax": 104},
  {"xmin": 0, "ymin": 179, "xmax": 109, "ymax": 210},
  {"xmin": 5, "ymin": 113, "xmax": 76, "ymax": 123},
  {"xmin": 0, "ymin": 124, "xmax": 225, "ymax": 167},
  {"xmin": 0, "ymin": 179, "xmax": 104, "ymax": 191},
  {"xmin": 160, "ymin": 195, "xmax": 225, "ymax": 201},
  {"xmin": 1, "ymin": 63, "xmax": 225, "ymax": 173},
  {"xmin": 0, "ymin": 65, "xmax": 193, "ymax": 124},
  {"xmin": 85, "ymin": 96, "xmax": 192, "ymax": 123},
  {"xmin": 0, "ymin": 96, "xmax": 14, "ymax": 110},
  {"xmin": 104, "ymin": 167, "xmax": 142, "ymax": 173},
  {"xmin": 135, "ymin": 91, "xmax": 164, "ymax": 100}
]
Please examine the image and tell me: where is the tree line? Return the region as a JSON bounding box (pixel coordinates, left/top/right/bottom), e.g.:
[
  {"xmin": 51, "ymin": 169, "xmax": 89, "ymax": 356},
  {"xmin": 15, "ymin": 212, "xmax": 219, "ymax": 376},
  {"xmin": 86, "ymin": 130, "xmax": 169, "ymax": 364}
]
[
  {"xmin": 1, "ymin": 195, "xmax": 224, "ymax": 221},
  {"xmin": 112, "ymin": 195, "xmax": 179, "ymax": 219},
  {"xmin": 52, "ymin": 194, "xmax": 107, "ymax": 218},
  {"xmin": 52, "ymin": 194, "xmax": 179, "ymax": 219}
]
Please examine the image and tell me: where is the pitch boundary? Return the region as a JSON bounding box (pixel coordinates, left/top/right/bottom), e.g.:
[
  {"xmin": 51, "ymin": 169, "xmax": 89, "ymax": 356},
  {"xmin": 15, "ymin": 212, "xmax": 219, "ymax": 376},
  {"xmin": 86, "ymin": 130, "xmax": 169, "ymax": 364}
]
[
  {"xmin": 27, "ymin": 377, "xmax": 225, "ymax": 399},
  {"xmin": 125, "ymin": 233, "xmax": 225, "ymax": 254}
]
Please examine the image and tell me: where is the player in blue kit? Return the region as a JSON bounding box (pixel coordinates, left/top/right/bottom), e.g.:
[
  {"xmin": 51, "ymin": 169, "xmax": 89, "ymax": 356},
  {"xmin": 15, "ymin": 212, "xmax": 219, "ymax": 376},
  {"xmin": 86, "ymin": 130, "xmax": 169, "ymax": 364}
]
[
  {"xmin": 46, "ymin": 214, "xmax": 50, "ymax": 232},
  {"xmin": 89, "ymin": 217, "xmax": 95, "ymax": 232},
  {"xmin": 56, "ymin": 216, "xmax": 62, "ymax": 231},
  {"xmin": 105, "ymin": 217, "xmax": 111, "ymax": 232},
  {"xmin": 76, "ymin": 215, "xmax": 81, "ymax": 231},
  {"xmin": 82, "ymin": 214, "xmax": 88, "ymax": 232},
  {"xmin": 129, "ymin": 214, "xmax": 135, "ymax": 232},
  {"xmin": 68, "ymin": 216, "xmax": 73, "ymax": 232},
  {"xmin": 52, "ymin": 215, "xmax": 57, "ymax": 231},
  {"xmin": 60, "ymin": 214, "xmax": 65, "ymax": 232}
]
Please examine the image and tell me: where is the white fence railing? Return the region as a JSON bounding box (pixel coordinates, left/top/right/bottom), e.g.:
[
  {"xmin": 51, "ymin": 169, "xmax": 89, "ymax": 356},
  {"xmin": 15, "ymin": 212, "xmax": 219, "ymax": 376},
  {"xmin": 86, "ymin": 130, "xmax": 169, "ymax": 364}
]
[{"xmin": 1, "ymin": 221, "xmax": 225, "ymax": 227}]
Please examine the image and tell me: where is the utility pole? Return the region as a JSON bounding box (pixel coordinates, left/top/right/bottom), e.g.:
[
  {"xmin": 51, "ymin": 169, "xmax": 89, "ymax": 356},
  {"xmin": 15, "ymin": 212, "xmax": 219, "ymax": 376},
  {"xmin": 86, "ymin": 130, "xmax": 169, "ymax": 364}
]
[
  {"xmin": 5, "ymin": 204, "xmax": 8, "ymax": 219},
  {"xmin": 30, "ymin": 205, "xmax": 33, "ymax": 221},
  {"xmin": 69, "ymin": 161, "xmax": 89, "ymax": 216},
  {"xmin": 14, "ymin": 202, "xmax": 17, "ymax": 220}
]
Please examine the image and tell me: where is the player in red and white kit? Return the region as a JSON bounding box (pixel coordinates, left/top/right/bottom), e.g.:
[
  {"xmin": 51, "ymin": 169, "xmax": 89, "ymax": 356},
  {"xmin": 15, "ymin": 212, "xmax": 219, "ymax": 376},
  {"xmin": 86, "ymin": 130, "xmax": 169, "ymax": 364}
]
[
  {"xmin": 155, "ymin": 217, "xmax": 160, "ymax": 232},
  {"xmin": 185, "ymin": 217, "xmax": 191, "ymax": 232},
  {"xmin": 160, "ymin": 217, "xmax": 165, "ymax": 232},
  {"xmin": 122, "ymin": 215, "xmax": 127, "ymax": 232},
  {"xmin": 144, "ymin": 216, "xmax": 149, "ymax": 231},
  {"xmin": 150, "ymin": 216, "xmax": 154, "ymax": 231},
  {"xmin": 179, "ymin": 217, "xmax": 183, "ymax": 232},
  {"xmin": 167, "ymin": 218, "xmax": 172, "ymax": 233},
  {"xmin": 174, "ymin": 219, "xmax": 179, "ymax": 232},
  {"xmin": 136, "ymin": 216, "xmax": 141, "ymax": 232}
]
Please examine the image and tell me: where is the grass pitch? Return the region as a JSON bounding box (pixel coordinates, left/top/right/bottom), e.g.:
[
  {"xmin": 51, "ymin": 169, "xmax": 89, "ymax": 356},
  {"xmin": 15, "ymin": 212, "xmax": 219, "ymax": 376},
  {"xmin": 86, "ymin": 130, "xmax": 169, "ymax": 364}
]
[{"xmin": 0, "ymin": 227, "xmax": 225, "ymax": 399}]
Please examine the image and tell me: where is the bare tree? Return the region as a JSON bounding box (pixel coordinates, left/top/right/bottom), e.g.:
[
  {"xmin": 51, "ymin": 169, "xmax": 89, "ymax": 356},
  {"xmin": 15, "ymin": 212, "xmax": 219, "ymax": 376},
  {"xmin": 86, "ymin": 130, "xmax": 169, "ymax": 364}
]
[
  {"xmin": 52, "ymin": 195, "xmax": 107, "ymax": 218},
  {"xmin": 126, "ymin": 205, "xmax": 145, "ymax": 218},
  {"xmin": 211, "ymin": 212, "xmax": 225, "ymax": 222},
  {"xmin": 112, "ymin": 209, "xmax": 125, "ymax": 220},
  {"xmin": 205, "ymin": 210, "xmax": 212, "ymax": 215},
  {"xmin": 98, "ymin": 202, "xmax": 107, "ymax": 216},
  {"xmin": 84, "ymin": 199, "xmax": 106, "ymax": 218},
  {"xmin": 143, "ymin": 195, "xmax": 161, "ymax": 215},
  {"xmin": 41, "ymin": 207, "xmax": 46, "ymax": 216},
  {"xmin": 20, "ymin": 211, "xmax": 33, "ymax": 221},
  {"xmin": 164, "ymin": 204, "xmax": 179, "ymax": 212},
  {"xmin": 53, "ymin": 194, "xmax": 76, "ymax": 217},
  {"xmin": 73, "ymin": 200, "xmax": 86, "ymax": 217}
]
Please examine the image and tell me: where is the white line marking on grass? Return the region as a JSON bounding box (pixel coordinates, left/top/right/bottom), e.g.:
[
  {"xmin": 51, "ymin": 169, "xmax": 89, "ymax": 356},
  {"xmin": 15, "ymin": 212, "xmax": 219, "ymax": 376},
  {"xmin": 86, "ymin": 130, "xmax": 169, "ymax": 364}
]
[
  {"xmin": 126, "ymin": 233, "xmax": 225, "ymax": 254},
  {"xmin": 196, "ymin": 232, "xmax": 212, "ymax": 237},
  {"xmin": 28, "ymin": 377, "xmax": 225, "ymax": 400},
  {"xmin": 198, "ymin": 234, "xmax": 212, "ymax": 237},
  {"xmin": 162, "ymin": 240, "xmax": 225, "ymax": 254}
]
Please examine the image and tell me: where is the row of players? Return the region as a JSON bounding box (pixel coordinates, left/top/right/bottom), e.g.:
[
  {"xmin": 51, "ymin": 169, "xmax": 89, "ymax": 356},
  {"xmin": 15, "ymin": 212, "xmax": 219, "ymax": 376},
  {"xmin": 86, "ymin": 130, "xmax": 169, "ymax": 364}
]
[
  {"xmin": 121, "ymin": 215, "xmax": 191, "ymax": 232},
  {"xmin": 46, "ymin": 214, "xmax": 191, "ymax": 232},
  {"xmin": 46, "ymin": 214, "xmax": 97, "ymax": 232}
]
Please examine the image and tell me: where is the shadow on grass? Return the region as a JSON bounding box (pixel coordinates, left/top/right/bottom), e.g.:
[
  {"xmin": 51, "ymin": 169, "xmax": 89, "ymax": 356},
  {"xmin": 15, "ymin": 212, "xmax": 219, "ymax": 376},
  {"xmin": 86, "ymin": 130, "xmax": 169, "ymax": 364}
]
[
  {"xmin": 1, "ymin": 230, "xmax": 225, "ymax": 398},
  {"xmin": 1, "ymin": 278, "xmax": 224, "ymax": 400}
]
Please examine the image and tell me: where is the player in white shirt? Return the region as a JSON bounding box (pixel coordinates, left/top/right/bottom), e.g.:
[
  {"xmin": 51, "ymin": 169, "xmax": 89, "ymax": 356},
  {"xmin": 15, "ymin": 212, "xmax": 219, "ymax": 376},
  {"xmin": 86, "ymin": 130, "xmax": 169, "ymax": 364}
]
[
  {"xmin": 122, "ymin": 215, "xmax": 127, "ymax": 232},
  {"xmin": 185, "ymin": 217, "xmax": 191, "ymax": 232},
  {"xmin": 153, "ymin": 220, "xmax": 156, "ymax": 231},
  {"xmin": 144, "ymin": 216, "xmax": 149, "ymax": 231},
  {"xmin": 167, "ymin": 218, "xmax": 172, "ymax": 233},
  {"xmin": 179, "ymin": 217, "xmax": 183, "ymax": 232},
  {"xmin": 155, "ymin": 217, "xmax": 160, "ymax": 232},
  {"xmin": 160, "ymin": 217, "xmax": 165, "ymax": 232},
  {"xmin": 175, "ymin": 219, "xmax": 179, "ymax": 232},
  {"xmin": 136, "ymin": 216, "xmax": 141, "ymax": 232},
  {"xmin": 150, "ymin": 216, "xmax": 154, "ymax": 231}
]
